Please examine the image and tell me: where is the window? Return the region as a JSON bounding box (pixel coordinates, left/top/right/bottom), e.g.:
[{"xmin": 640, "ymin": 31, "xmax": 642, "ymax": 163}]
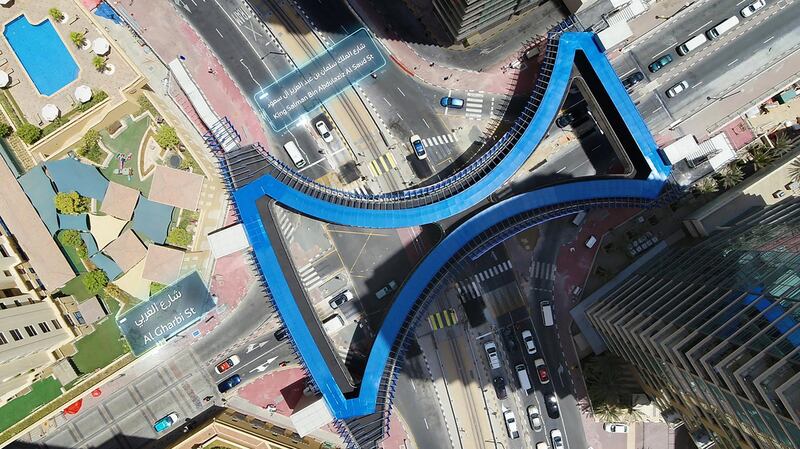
[
  {"xmin": 9, "ymin": 329, "xmax": 22, "ymax": 341},
  {"xmin": 2, "ymin": 270, "xmax": 10, "ymax": 277},
  {"xmin": 0, "ymin": 245, "xmax": 8, "ymax": 257},
  {"xmin": 51, "ymin": 319, "xmax": 62, "ymax": 330},
  {"xmin": 0, "ymin": 332, "xmax": 6, "ymax": 345},
  {"xmin": 0, "ymin": 302, "xmax": 5, "ymax": 310},
  {"xmin": 38, "ymin": 322, "xmax": 50, "ymax": 333},
  {"xmin": 27, "ymin": 268, "xmax": 35, "ymax": 274},
  {"xmin": 24, "ymin": 325, "xmax": 37, "ymax": 337}
]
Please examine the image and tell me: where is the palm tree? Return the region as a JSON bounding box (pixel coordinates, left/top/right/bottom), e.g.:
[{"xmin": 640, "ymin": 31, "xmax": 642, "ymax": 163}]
[
  {"xmin": 49, "ymin": 8, "xmax": 64, "ymax": 22},
  {"xmin": 771, "ymin": 132, "xmax": 792, "ymax": 156},
  {"xmin": 593, "ymin": 402, "xmax": 626, "ymax": 423},
  {"xmin": 789, "ymin": 157, "xmax": 800, "ymax": 183},
  {"xmin": 694, "ymin": 177, "xmax": 718, "ymax": 195},
  {"xmin": 92, "ymin": 56, "xmax": 107, "ymax": 73},
  {"xmin": 749, "ymin": 145, "xmax": 776, "ymax": 170},
  {"xmin": 717, "ymin": 164, "xmax": 744, "ymax": 189},
  {"xmin": 70, "ymin": 31, "xmax": 86, "ymax": 48}
]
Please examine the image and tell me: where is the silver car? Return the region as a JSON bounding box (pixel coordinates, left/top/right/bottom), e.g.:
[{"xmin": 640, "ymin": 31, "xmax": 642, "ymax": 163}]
[{"xmin": 666, "ymin": 80, "xmax": 689, "ymax": 98}]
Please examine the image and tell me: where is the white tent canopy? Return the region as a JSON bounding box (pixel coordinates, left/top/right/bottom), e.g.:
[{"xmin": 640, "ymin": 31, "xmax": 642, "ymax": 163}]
[
  {"xmin": 0, "ymin": 70, "xmax": 9, "ymax": 88},
  {"xmin": 92, "ymin": 37, "xmax": 110, "ymax": 55},
  {"xmin": 75, "ymin": 85, "xmax": 92, "ymax": 103},
  {"xmin": 41, "ymin": 104, "xmax": 59, "ymax": 122}
]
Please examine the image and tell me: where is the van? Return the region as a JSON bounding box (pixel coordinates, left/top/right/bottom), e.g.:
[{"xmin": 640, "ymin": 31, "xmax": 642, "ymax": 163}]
[
  {"xmin": 585, "ymin": 235, "xmax": 597, "ymax": 248},
  {"xmin": 322, "ymin": 314, "xmax": 345, "ymax": 333},
  {"xmin": 540, "ymin": 301, "xmax": 554, "ymax": 327},
  {"xmin": 572, "ymin": 210, "xmax": 587, "ymax": 226},
  {"xmin": 283, "ymin": 141, "xmax": 306, "ymax": 168},
  {"xmin": 677, "ymin": 34, "xmax": 707, "ymax": 55},
  {"xmin": 707, "ymin": 16, "xmax": 739, "ymax": 39},
  {"xmin": 524, "ymin": 47, "xmax": 541, "ymax": 60},
  {"xmin": 515, "ymin": 364, "xmax": 532, "ymax": 394}
]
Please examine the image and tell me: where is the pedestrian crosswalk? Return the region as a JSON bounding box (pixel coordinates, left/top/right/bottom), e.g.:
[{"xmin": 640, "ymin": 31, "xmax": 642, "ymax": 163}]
[
  {"xmin": 456, "ymin": 260, "xmax": 514, "ymax": 298},
  {"xmin": 297, "ymin": 263, "xmax": 326, "ymax": 291},
  {"xmin": 465, "ymin": 91, "xmax": 484, "ymax": 119},
  {"xmin": 428, "ymin": 309, "xmax": 458, "ymax": 330},
  {"xmin": 532, "ymin": 261, "xmax": 556, "ymax": 281},
  {"xmin": 275, "ymin": 207, "xmax": 296, "ymax": 244},
  {"xmin": 421, "ymin": 133, "xmax": 456, "ymax": 148},
  {"xmin": 367, "ymin": 152, "xmax": 397, "ymax": 177}
]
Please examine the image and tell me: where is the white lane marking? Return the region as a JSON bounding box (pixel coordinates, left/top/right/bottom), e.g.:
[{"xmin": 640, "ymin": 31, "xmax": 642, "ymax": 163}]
[
  {"xmin": 215, "ymin": 28, "xmax": 224, "ymax": 38},
  {"xmin": 245, "ymin": 340, "xmax": 269, "ymax": 353},
  {"xmin": 422, "ymin": 118, "xmax": 430, "ymax": 129},
  {"xmin": 445, "ymin": 89, "xmax": 451, "ymax": 116},
  {"xmin": 424, "ymin": 418, "xmax": 429, "ymax": 430},
  {"xmin": 397, "ymin": 87, "xmax": 406, "ymax": 96},
  {"xmin": 248, "ymin": 356, "xmax": 278, "ymax": 373},
  {"xmin": 383, "ymin": 97, "xmax": 391, "ymax": 105},
  {"xmin": 651, "ymin": 43, "xmax": 676, "ymax": 58},
  {"xmin": 397, "ymin": 112, "xmax": 403, "ymax": 121},
  {"xmin": 736, "ymin": 0, "xmax": 748, "ymax": 4},
  {"xmin": 556, "ymin": 166, "xmax": 566, "ymax": 173},
  {"xmin": 763, "ymin": 35, "xmax": 775, "ymax": 44},
  {"xmin": 692, "ymin": 81, "xmax": 704, "ymax": 88},
  {"xmin": 727, "ymin": 58, "xmax": 739, "ymax": 66},
  {"xmin": 688, "ymin": 20, "xmax": 714, "ymax": 37}
]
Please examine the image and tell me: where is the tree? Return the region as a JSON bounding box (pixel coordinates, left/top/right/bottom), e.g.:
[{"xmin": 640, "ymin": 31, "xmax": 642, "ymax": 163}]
[
  {"xmin": 155, "ymin": 125, "xmax": 180, "ymax": 150},
  {"xmin": 790, "ymin": 158, "xmax": 800, "ymax": 183},
  {"xmin": 16, "ymin": 122, "xmax": 42, "ymax": 145},
  {"xmin": 92, "ymin": 56, "xmax": 107, "ymax": 72},
  {"xmin": 166, "ymin": 227, "xmax": 192, "ymax": 248},
  {"xmin": 717, "ymin": 164, "xmax": 743, "ymax": 189},
  {"xmin": 771, "ymin": 132, "xmax": 791, "ymax": 156},
  {"xmin": 593, "ymin": 402, "xmax": 627, "ymax": 423},
  {"xmin": 49, "ymin": 8, "xmax": 64, "ymax": 22},
  {"xmin": 749, "ymin": 145, "xmax": 776, "ymax": 170},
  {"xmin": 0, "ymin": 122, "xmax": 11, "ymax": 138},
  {"xmin": 58, "ymin": 229, "xmax": 83, "ymax": 248},
  {"xmin": 82, "ymin": 270, "xmax": 108, "ymax": 295},
  {"xmin": 54, "ymin": 191, "xmax": 90, "ymax": 214},
  {"xmin": 81, "ymin": 129, "xmax": 101, "ymax": 151},
  {"xmin": 70, "ymin": 31, "xmax": 86, "ymax": 48},
  {"xmin": 693, "ymin": 177, "xmax": 718, "ymax": 195}
]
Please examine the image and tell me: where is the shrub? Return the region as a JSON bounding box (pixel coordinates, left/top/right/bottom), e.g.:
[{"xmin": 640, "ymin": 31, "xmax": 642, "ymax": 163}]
[
  {"xmin": 82, "ymin": 270, "xmax": 109, "ymax": 295},
  {"xmin": 92, "ymin": 56, "xmax": 107, "ymax": 72},
  {"xmin": 81, "ymin": 129, "xmax": 101, "ymax": 150},
  {"xmin": 49, "ymin": 8, "xmax": 64, "ymax": 22},
  {"xmin": 0, "ymin": 122, "xmax": 11, "ymax": 138},
  {"xmin": 70, "ymin": 31, "xmax": 86, "ymax": 48},
  {"xmin": 155, "ymin": 125, "xmax": 180, "ymax": 150},
  {"xmin": 55, "ymin": 192, "xmax": 91, "ymax": 214},
  {"xmin": 166, "ymin": 227, "xmax": 192, "ymax": 248},
  {"xmin": 16, "ymin": 123, "xmax": 42, "ymax": 145},
  {"xmin": 58, "ymin": 230, "xmax": 83, "ymax": 248}
]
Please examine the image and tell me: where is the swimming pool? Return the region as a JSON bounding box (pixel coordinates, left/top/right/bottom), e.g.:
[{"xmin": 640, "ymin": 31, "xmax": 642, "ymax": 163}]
[{"xmin": 3, "ymin": 15, "xmax": 79, "ymax": 96}]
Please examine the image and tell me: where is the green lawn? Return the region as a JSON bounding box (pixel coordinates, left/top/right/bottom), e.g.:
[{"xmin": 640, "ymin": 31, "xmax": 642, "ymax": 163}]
[
  {"xmin": 0, "ymin": 377, "xmax": 62, "ymax": 433},
  {"xmin": 58, "ymin": 240, "xmax": 87, "ymax": 274},
  {"xmin": 99, "ymin": 115, "xmax": 152, "ymax": 194},
  {"xmin": 59, "ymin": 273, "xmax": 94, "ymax": 302},
  {"xmin": 70, "ymin": 297, "xmax": 128, "ymax": 374}
]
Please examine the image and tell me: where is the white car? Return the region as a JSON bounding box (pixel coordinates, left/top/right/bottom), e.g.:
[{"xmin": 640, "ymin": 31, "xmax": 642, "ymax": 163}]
[
  {"xmin": 550, "ymin": 429, "xmax": 564, "ymax": 449},
  {"xmin": 315, "ymin": 120, "xmax": 333, "ymax": 143},
  {"xmin": 666, "ymin": 80, "xmax": 689, "ymax": 98},
  {"xmin": 410, "ymin": 134, "xmax": 427, "ymax": 160},
  {"xmin": 740, "ymin": 0, "xmax": 766, "ymax": 17},
  {"xmin": 528, "ymin": 405, "xmax": 543, "ymax": 431},
  {"xmin": 214, "ymin": 355, "xmax": 240, "ymax": 374},
  {"xmin": 503, "ymin": 408, "xmax": 520, "ymax": 439},
  {"xmin": 484, "ymin": 341, "xmax": 501, "ymax": 369},
  {"xmin": 521, "ymin": 329, "xmax": 537, "ymax": 354},
  {"xmin": 604, "ymin": 423, "xmax": 629, "ymax": 433}
]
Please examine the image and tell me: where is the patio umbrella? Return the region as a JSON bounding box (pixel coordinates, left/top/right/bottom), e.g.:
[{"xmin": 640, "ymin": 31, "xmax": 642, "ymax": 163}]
[
  {"xmin": 92, "ymin": 37, "xmax": 110, "ymax": 55},
  {"xmin": 0, "ymin": 70, "xmax": 8, "ymax": 88},
  {"xmin": 75, "ymin": 85, "xmax": 92, "ymax": 103},
  {"xmin": 42, "ymin": 104, "xmax": 60, "ymax": 122},
  {"xmin": 0, "ymin": 0, "xmax": 12, "ymax": 6}
]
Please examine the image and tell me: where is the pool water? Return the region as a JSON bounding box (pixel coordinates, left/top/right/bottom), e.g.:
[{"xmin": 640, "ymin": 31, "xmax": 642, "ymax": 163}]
[{"xmin": 3, "ymin": 15, "xmax": 79, "ymax": 96}]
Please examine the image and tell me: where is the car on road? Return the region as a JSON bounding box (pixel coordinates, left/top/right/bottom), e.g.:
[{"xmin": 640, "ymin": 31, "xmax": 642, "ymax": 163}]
[
  {"xmin": 604, "ymin": 423, "xmax": 629, "ymax": 433},
  {"xmin": 741, "ymin": 0, "xmax": 766, "ymax": 17},
  {"xmin": 410, "ymin": 135, "xmax": 427, "ymax": 160},
  {"xmin": 666, "ymin": 81, "xmax": 689, "ymax": 98},
  {"xmin": 440, "ymin": 96, "xmax": 465, "ymax": 108},
  {"xmin": 503, "ymin": 408, "xmax": 520, "ymax": 439},
  {"xmin": 217, "ymin": 374, "xmax": 242, "ymax": 393},
  {"xmin": 315, "ymin": 120, "xmax": 333, "ymax": 143},
  {"xmin": 648, "ymin": 54, "xmax": 673, "ymax": 73},
  {"xmin": 527, "ymin": 405, "xmax": 543, "ymax": 431},
  {"xmin": 484, "ymin": 341, "xmax": 501, "ymax": 369},
  {"xmin": 534, "ymin": 358, "xmax": 550, "ymax": 384},
  {"xmin": 493, "ymin": 376, "xmax": 508, "ymax": 399},
  {"xmin": 214, "ymin": 355, "xmax": 240, "ymax": 374},
  {"xmin": 550, "ymin": 429, "xmax": 564, "ymax": 449},
  {"xmin": 544, "ymin": 393, "xmax": 560, "ymax": 418},
  {"xmin": 376, "ymin": 280, "xmax": 397, "ymax": 299},
  {"xmin": 328, "ymin": 290, "xmax": 354, "ymax": 309},
  {"xmin": 274, "ymin": 328, "xmax": 288, "ymax": 341},
  {"xmin": 153, "ymin": 413, "xmax": 178, "ymax": 432},
  {"xmin": 556, "ymin": 112, "xmax": 575, "ymax": 128},
  {"xmin": 521, "ymin": 329, "xmax": 537, "ymax": 354},
  {"xmin": 621, "ymin": 71, "xmax": 644, "ymax": 90},
  {"xmin": 536, "ymin": 443, "xmax": 549, "ymax": 449}
]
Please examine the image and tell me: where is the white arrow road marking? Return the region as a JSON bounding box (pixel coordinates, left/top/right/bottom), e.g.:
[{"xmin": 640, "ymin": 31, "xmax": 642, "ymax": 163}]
[{"xmin": 249, "ymin": 357, "xmax": 278, "ymax": 373}]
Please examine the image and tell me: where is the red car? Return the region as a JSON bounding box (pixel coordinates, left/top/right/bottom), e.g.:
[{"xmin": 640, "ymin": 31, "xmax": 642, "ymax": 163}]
[
  {"xmin": 534, "ymin": 358, "xmax": 550, "ymax": 384},
  {"xmin": 215, "ymin": 355, "xmax": 240, "ymax": 374}
]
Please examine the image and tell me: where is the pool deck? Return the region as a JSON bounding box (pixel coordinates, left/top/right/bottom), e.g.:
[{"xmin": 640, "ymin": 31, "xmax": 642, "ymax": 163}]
[{"xmin": 0, "ymin": 0, "xmax": 137, "ymax": 135}]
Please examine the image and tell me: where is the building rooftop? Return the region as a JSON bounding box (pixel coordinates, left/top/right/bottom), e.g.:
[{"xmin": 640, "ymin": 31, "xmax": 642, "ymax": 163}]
[
  {"xmin": 141, "ymin": 245, "xmax": 184, "ymax": 285},
  {"xmin": 148, "ymin": 165, "xmax": 204, "ymax": 211},
  {"xmin": 101, "ymin": 181, "xmax": 140, "ymax": 221},
  {"xmin": 103, "ymin": 229, "xmax": 147, "ymax": 272}
]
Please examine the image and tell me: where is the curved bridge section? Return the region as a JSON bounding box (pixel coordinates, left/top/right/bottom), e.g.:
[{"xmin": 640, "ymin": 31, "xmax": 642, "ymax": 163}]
[{"xmin": 230, "ymin": 30, "xmax": 670, "ymax": 229}]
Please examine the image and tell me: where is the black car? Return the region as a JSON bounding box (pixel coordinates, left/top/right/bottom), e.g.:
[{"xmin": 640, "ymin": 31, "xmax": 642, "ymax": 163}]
[
  {"xmin": 556, "ymin": 113, "xmax": 575, "ymax": 128},
  {"xmin": 493, "ymin": 376, "xmax": 508, "ymax": 399},
  {"xmin": 648, "ymin": 54, "xmax": 673, "ymax": 73},
  {"xmin": 274, "ymin": 328, "xmax": 288, "ymax": 341},
  {"xmin": 621, "ymin": 71, "xmax": 644, "ymax": 90},
  {"xmin": 544, "ymin": 393, "xmax": 560, "ymax": 419}
]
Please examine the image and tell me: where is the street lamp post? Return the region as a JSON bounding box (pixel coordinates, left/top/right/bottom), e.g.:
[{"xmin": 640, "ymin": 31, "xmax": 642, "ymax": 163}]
[
  {"xmin": 707, "ymin": 90, "xmax": 742, "ymax": 102},
  {"xmin": 485, "ymin": 439, "xmax": 506, "ymax": 449}
]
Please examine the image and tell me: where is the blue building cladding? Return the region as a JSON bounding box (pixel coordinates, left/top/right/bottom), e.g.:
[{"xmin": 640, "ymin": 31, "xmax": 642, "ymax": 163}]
[{"xmin": 229, "ymin": 32, "xmax": 673, "ymax": 419}]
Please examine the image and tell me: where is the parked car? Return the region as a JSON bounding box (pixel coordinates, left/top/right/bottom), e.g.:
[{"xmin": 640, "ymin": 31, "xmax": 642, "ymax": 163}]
[
  {"xmin": 544, "ymin": 393, "xmax": 560, "ymax": 418},
  {"xmin": 329, "ymin": 290, "xmax": 354, "ymax": 309},
  {"xmin": 410, "ymin": 135, "xmax": 427, "ymax": 160},
  {"xmin": 493, "ymin": 376, "xmax": 508, "ymax": 399},
  {"xmin": 666, "ymin": 80, "xmax": 689, "ymax": 98},
  {"xmin": 376, "ymin": 281, "xmax": 397, "ymax": 299},
  {"xmin": 274, "ymin": 328, "xmax": 288, "ymax": 341},
  {"xmin": 217, "ymin": 374, "xmax": 242, "ymax": 393},
  {"xmin": 440, "ymin": 96, "xmax": 465, "ymax": 108},
  {"xmin": 153, "ymin": 413, "xmax": 179, "ymax": 432},
  {"xmin": 536, "ymin": 443, "xmax": 549, "ymax": 449},
  {"xmin": 528, "ymin": 405, "xmax": 543, "ymax": 431},
  {"xmin": 604, "ymin": 423, "xmax": 629, "ymax": 433},
  {"xmin": 214, "ymin": 355, "xmax": 240, "ymax": 374},
  {"xmin": 484, "ymin": 341, "xmax": 501, "ymax": 369},
  {"xmin": 503, "ymin": 408, "xmax": 520, "ymax": 439},
  {"xmin": 521, "ymin": 329, "xmax": 537, "ymax": 355},
  {"xmin": 648, "ymin": 54, "xmax": 673, "ymax": 72},
  {"xmin": 741, "ymin": 0, "xmax": 766, "ymax": 17},
  {"xmin": 555, "ymin": 112, "xmax": 575, "ymax": 128},
  {"xmin": 621, "ymin": 71, "xmax": 644, "ymax": 89},
  {"xmin": 551, "ymin": 429, "xmax": 565, "ymax": 449},
  {"xmin": 315, "ymin": 120, "xmax": 333, "ymax": 143},
  {"xmin": 534, "ymin": 358, "xmax": 550, "ymax": 384}
]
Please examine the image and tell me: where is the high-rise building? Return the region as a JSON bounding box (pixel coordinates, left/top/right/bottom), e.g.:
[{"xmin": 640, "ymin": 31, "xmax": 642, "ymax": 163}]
[
  {"xmin": 432, "ymin": 0, "xmax": 539, "ymax": 43},
  {"xmin": 587, "ymin": 198, "xmax": 800, "ymax": 449}
]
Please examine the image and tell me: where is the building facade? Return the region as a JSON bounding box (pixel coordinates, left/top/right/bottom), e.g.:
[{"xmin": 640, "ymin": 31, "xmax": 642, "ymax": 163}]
[
  {"xmin": 587, "ymin": 198, "xmax": 800, "ymax": 449},
  {"xmin": 432, "ymin": 0, "xmax": 539, "ymax": 43}
]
